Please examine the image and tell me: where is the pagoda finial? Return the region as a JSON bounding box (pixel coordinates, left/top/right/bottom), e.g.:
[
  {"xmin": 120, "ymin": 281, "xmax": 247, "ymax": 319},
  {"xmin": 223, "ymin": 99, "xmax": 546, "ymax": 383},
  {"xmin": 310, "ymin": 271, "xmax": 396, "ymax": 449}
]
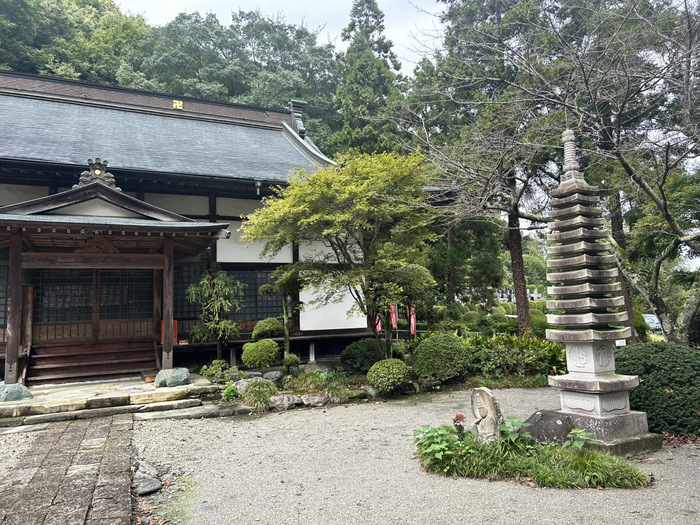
[{"xmin": 561, "ymin": 129, "xmax": 582, "ymax": 183}]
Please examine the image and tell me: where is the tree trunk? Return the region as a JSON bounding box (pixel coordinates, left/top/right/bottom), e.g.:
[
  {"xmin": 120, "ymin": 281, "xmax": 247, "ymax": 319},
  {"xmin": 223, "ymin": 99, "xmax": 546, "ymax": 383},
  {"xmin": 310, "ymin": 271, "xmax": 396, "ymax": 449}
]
[
  {"xmin": 506, "ymin": 211, "xmax": 532, "ymax": 335},
  {"xmin": 609, "ymin": 191, "xmax": 638, "ymax": 343},
  {"xmin": 447, "ymin": 225, "xmax": 456, "ymax": 302}
]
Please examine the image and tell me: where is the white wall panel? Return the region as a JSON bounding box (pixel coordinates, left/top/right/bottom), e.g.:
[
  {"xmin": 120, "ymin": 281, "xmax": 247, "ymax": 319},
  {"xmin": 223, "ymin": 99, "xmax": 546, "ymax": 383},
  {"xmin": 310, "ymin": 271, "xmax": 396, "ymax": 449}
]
[
  {"xmin": 216, "ymin": 197, "xmax": 261, "ymax": 217},
  {"xmin": 0, "ymin": 184, "xmax": 48, "ymax": 206},
  {"xmin": 217, "ymin": 219, "xmax": 293, "ymax": 263},
  {"xmin": 145, "ymin": 193, "xmax": 208, "ymax": 216},
  {"xmin": 299, "ymin": 289, "xmax": 367, "ymax": 331},
  {"xmin": 48, "ymin": 199, "xmax": 141, "ymax": 218}
]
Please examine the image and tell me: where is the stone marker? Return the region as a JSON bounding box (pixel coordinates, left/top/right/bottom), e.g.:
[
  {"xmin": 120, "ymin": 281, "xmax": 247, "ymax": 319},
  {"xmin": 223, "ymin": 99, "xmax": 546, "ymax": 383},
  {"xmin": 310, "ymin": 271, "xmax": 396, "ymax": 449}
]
[{"xmin": 471, "ymin": 387, "xmax": 503, "ymax": 444}]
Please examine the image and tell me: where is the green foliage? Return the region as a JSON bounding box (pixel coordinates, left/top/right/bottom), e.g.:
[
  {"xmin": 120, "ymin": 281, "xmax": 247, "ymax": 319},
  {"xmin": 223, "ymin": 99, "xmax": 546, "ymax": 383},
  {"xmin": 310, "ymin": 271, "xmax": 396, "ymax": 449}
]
[
  {"xmin": 241, "ymin": 380, "xmax": 278, "ymax": 411},
  {"xmin": 411, "ymin": 332, "xmax": 472, "ymax": 382},
  {"xmin": 340, "ymin": 338, "xmax": 386, "ymax": 374},
  {"xmin": 499, "ymin": 416, "xmax": 533, "ymax": 443},
  {"xmin": 240, "ymin": 152, "xmax": 437, "ymax": 332},
  {"xmin": 366, "ymin": 358, "xmax": 408, "ymax": 394},
  {"xmin": 529, "ymin": 309, "xmax": 549, "ymax": 338},
  {"xmin": 283, "ymin": 370, "xmax": 328, "ymax": 391},
  {"xmin": 221, "ymin": 381, "xmax": 239, "ymax": 401},
  {"xmin": 616, "ymin": 342, "xmax": 700, "ymax": 434},
  {"xmin": 413, "ymin": 423, "xmax": 648, "ymax": 488},
  {"xmin": 200, "ymin": 360, "xmax": 240, "ymax": 384},
  {"xmin": 187, "ymin": 271, "xmax": 244, "ymax": 358},
  {"xmin": 468, "ymin": 334, "xmax": 566, "ymax": 378},
  {"xmin": 241, "ymin": 339, "xmax": 280, "ymax": 369},
  {"xmin": 283, "ymin": 353, "xmax": 301, "ymax": 373},
  {"xmin": 251, "ymin": 317, "xmax": 284, "ymax": 341},
  {"xmin": 468, "ymin": 375, "xmax": 550, "ymax": 389},
  {"xmin": 632, "ymin": 308, "xmax": 649, "ymax": 341},
  {"xmin": 325, "ymin": 382, "xmax": 350, "ymax": 404}
]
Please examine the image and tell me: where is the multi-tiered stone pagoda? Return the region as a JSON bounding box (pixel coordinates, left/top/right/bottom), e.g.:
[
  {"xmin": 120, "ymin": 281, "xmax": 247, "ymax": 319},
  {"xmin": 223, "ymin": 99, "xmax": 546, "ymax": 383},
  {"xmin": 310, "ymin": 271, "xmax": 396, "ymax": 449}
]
[{"xmin": 545, "ymin": 129, "xmax": 661, "ymax": 455}]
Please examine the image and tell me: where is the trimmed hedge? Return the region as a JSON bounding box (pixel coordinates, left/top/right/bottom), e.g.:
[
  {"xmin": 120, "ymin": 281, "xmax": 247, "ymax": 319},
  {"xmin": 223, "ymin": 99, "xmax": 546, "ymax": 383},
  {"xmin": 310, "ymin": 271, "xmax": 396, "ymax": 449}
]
[
  {"xmin": 412, "ymin": 332, "xmax": 472, "ymax": 382},
  {"xmin": 241, "ymin": 339, "xmax": 279, "ymax": 369},
  {"xmin": 616, "ymin": 342, "xmax": 700, "ymax": 435},
  {"xmin": 367, "ymin": 359, "xmax": 408, "ymax": 394},
  {"xmin": 340, "ymin": 338, "xmax": 386, "ymax": 373},
  {"xmin": 468, "ymin": 333, "xmax": 565, "ymax": 378},
  {"xmin": 252, "ymin": 317, "xmax": 284, "ymax": 341}
]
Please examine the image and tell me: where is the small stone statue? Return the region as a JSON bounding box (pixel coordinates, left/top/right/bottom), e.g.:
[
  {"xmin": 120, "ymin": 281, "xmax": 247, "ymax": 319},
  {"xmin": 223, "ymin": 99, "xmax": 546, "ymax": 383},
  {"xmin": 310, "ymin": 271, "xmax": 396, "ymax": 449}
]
[{"xmin": 471, "ymin": 387, "xmax": 504, "ymax": 444}]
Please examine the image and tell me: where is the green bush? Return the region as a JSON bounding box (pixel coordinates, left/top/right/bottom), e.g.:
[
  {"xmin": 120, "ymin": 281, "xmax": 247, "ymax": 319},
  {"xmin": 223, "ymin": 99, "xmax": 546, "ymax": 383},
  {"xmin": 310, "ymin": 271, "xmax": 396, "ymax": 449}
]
[
  {"xmin": 221, "ymin": 381, "xmax": 239, "ymax": 401},
  {"xmin": 468, "ymin": 334, "xmax": 565, "ymax": 378},
  {"xmin": 615, "ymin": 342, "xmax": 700, "ymax": 435},
  {"xmin": 412, "ymin": 332, "xmax": 472, "ymax": 382},
  {"xmin": 530, "ymin": 300, "xmax": 547, "ymax": 312},
  {"xmin": 200, "ymin": 360, "xmax": 240, "ymax": 384},
  {"xmin": 252, "ymin": 317, "xmax": 285, "ymax": 341},
  {"xmin": 632, "ymin": 309, "xmax": 649, "ymax": 341},
  {"xmin": 367, "ymin": 359, "xmax": 408, "ymax": 394},
  {"xmin": 283, "ymin": 353, "xmax": 301, "ymax": 372},
  {"xmin": 529, "ymin": 309, "xmax": 549, "ymax": 338},
  {"xmin": 491, "ymin": 306, "xmax": 507, "ymax": 317},
  {"xmin": 340, "ymin": 338, "xmax": 386, "ymax": 373},
  {"xmin": 241, "ymin": 339, "xmax": 280, "ymax": 369},
  {"xmin": 241, "ymin": 380, "xmax": 278, "ymax": 411}
]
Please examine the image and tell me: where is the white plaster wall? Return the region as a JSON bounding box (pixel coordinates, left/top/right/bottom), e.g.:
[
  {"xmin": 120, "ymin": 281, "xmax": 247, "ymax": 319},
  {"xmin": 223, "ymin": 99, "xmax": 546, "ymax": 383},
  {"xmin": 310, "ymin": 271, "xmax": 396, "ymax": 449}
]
[
  {"xmin": 0, "ymin": 184, "xmax": 48, "ymax": 206},
  {"xmin": 217, "ymin": 219, "xmax": 293, "ymax": 263},
  {"xmin": 217, "ymin": 197, "xmax": 262, "ymax": 217},
  {"xmin": 48, "ymin": 199, "xmax": 142, "ymax": 218},
  {"xmin": 299, "ymin": 289, "xmax": 368, "ymax": 331},
  {"xmin": 145, "ymin": 193, "xmax": 208, "ymax": 216}
]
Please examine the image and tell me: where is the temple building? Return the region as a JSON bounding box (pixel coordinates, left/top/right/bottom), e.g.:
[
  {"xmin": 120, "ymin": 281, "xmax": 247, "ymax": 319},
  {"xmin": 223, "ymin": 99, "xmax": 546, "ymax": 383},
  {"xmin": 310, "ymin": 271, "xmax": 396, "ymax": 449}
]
[{"xmin": 0, "ymin": 72, "xmax": 368, "ymax": 385}]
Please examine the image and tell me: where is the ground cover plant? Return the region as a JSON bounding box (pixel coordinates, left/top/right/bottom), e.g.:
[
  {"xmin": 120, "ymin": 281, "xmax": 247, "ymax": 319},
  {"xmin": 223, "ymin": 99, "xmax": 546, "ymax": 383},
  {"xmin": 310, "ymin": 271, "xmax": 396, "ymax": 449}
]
[{"xmin": 414, "ymin": 417, "xmax": 649, "ymax": 488}]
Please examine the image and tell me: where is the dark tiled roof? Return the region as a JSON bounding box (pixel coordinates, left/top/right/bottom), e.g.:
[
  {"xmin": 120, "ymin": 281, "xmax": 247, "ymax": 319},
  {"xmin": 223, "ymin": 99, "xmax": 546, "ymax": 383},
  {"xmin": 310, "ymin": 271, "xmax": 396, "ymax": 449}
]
[{"xmin": 0, "ymin": 92, "xmax": 330, "ymax": 183}]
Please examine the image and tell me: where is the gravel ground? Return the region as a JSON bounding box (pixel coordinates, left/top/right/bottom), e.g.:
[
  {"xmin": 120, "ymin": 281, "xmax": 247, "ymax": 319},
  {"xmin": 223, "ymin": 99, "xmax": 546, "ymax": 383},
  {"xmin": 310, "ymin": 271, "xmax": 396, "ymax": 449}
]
[{"xmin": 133, "ymin": 388, "xmax": 700, "ymax": 525}]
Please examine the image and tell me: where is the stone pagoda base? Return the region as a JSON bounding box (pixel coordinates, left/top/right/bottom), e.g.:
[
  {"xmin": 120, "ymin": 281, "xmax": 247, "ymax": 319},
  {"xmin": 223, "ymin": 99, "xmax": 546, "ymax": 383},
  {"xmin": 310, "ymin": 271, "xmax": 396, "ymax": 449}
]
[{"xmin": 549, "ymin": 372, "xmax": 662, "ymax": 456}]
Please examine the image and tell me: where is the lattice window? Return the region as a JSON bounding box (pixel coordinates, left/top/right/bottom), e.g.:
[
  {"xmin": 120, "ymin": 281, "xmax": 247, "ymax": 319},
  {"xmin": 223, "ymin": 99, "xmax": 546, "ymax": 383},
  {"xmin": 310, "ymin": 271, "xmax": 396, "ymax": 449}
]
[
  {"xmin": 174, "ymin": 264, "xmax": 207, "ymax": 319},
  {"xmin": 230, "ymin": 270, "xmax": 283, "ymax": 322},
  {"xmin": 99, "ymin": 270, "xmax": 153, "ymax": 320},
  {"xmin": 0, "ymin": 265, "xmax": 7, "ymax": 325},
  {"xmin": 34, "ymin": 269, "xmax": 93, "ymax": 323}
]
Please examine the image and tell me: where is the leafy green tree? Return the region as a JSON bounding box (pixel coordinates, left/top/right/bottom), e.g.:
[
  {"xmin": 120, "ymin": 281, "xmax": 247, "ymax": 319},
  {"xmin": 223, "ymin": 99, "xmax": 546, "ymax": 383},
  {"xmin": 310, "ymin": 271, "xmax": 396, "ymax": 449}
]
[
  {"xmin": 258, "ymin": 267, "xmax": 303, "ymax": 362},
  {"xmin": 186, "ymin": 270, "xmax": 245, "ymax": 360},
  {"xmin": 241, "ymin": 152, "xmax": 437, "ymax": 355},
  {"xmin": 331, "ymin": 0, "xmax": 402, "ymax": 154}
]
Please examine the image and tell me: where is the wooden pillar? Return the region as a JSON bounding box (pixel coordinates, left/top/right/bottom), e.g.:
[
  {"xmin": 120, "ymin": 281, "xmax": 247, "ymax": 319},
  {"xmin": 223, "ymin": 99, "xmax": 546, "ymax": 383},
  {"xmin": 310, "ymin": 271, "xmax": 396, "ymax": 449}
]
[
  {"xmin": 162, "ymin": 238, "xmax": 174, "ymax": 369},
  {"xmin": 5, "ymin": 233, "xmax": 22, "ymax": 383},
  {"xmin": 21, "ymin": 285, "xmax": 33, "ymax": 355}
]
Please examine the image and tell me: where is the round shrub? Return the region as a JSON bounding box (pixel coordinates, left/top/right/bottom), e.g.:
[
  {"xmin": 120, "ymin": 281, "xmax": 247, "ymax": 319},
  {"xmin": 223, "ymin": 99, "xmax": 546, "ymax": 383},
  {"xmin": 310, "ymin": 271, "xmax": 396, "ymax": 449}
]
[
  {"xmin": 252, "ymin": 317, "xmax": 284, "ymax": 341},
  {"xmin": 616, "ymin": 342, "xmax": 700, "ymax": 435},
  {"xmin": 340, "ymin": 338, "xmax": 386, "ymax": 374},
  {"xmin": 283, "ymin": 353, "xmax": 301, "ymax": 372},
  {"xmin": 412, "ymin": 332, "xmax": 472, "ymax": 382},
  {"xmin": 242, "ymin": 339, "xmax": 280, "ymax": 369},
  {"xmin": 367, "ymin": 359, "xmax": 408, "ymax": 394}
]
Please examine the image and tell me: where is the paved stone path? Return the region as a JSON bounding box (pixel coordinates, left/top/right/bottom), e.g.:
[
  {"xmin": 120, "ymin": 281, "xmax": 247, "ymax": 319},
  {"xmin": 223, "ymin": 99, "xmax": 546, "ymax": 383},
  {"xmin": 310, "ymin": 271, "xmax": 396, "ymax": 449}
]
[{"xmin": 0, "ymin": 414, "xmax": 132, "ymax": 525}]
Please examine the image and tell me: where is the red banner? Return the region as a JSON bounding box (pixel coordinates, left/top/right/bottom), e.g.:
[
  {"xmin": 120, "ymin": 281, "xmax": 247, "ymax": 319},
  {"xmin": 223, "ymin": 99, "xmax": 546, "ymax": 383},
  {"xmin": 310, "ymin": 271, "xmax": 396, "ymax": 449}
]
[
  {"xmin": 375, "ymin": 315, "xmax": 382, "ymax": 333},
  {"xmin": 409, "ymin": 307, "xmax": 417, "ymax": 335},
  {"xmin": 390, "ymin": 303, "xmax": 398, "ymax": 330}
]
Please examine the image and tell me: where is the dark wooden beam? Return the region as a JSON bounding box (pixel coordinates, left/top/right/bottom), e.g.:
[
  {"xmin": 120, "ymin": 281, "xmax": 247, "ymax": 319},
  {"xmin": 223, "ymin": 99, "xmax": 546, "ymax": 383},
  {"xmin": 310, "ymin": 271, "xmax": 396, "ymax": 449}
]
[
  {"xmin": 21, "ymin": 253, "xmax": 165, "ymax": 269},
  {"xmin": 5, "ymin": 233, "xmax": 22, "ymax": 383},
  {"xmin": 162, "ymin": 238, "xmax": 174, "ymax": 369}
]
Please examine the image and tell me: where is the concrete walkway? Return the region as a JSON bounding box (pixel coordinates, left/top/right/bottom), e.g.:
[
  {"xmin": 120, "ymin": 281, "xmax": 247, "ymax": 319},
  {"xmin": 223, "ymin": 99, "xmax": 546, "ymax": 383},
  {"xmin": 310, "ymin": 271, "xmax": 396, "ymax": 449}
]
[{"xmin": 0, "ymin": 414, "xmax": 132, "ymax": 525}]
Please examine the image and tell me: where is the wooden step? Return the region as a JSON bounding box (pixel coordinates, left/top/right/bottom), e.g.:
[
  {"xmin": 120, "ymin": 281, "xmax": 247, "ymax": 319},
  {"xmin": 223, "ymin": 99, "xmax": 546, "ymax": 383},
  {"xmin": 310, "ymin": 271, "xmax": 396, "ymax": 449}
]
[{"xmin": 26, "ymin": 341, "xmax": 157, "ymax": 386}]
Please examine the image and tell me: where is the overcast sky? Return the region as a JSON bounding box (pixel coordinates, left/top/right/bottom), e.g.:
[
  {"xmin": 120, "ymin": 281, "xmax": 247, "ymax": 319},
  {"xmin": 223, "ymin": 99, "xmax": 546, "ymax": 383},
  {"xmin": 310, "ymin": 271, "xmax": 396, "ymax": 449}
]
[{"xmin": 115, "ymin": 0, "xmax": 444, "ymax": 73}]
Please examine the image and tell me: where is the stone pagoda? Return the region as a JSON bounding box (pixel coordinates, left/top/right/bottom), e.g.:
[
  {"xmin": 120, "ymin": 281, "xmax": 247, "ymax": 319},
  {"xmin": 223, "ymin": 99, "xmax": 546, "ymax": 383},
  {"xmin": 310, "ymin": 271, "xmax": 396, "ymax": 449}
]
[{"xmin": 545, "ymin": 129, "xmax": 661, "ymax": 455}]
